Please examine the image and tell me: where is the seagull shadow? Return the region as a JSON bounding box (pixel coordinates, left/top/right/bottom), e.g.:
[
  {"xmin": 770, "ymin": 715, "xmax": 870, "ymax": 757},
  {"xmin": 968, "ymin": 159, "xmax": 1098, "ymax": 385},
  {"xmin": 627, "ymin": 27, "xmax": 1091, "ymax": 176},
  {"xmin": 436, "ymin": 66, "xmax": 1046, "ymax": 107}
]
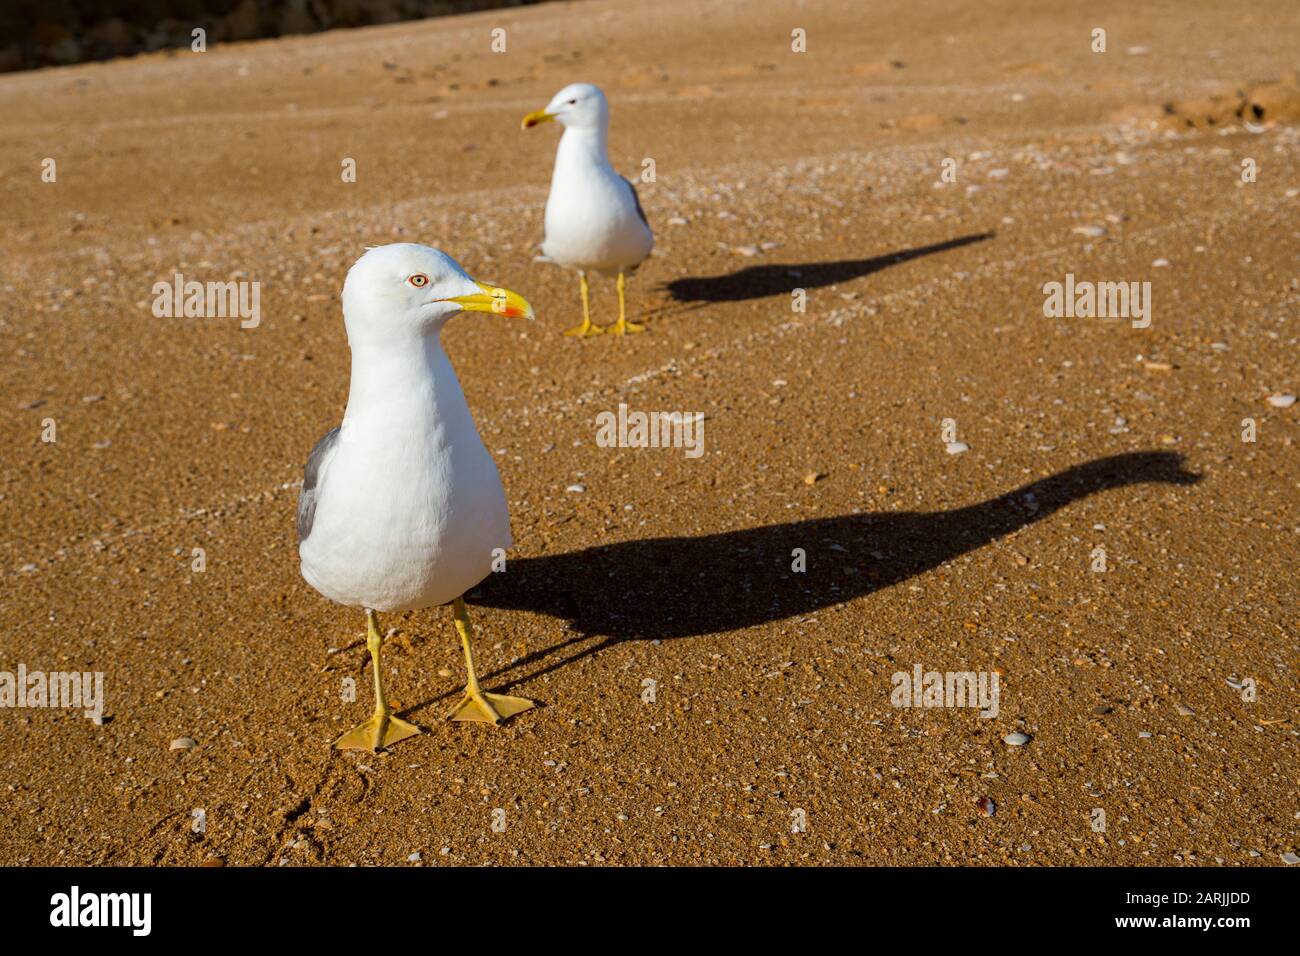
[
  {"xmin": 448, "ymin": 452, "xmax": 1198, "ymax": 699},
  {"xmin": 664, "ymin": 232, "xmax": 995, "ymax": 303}
]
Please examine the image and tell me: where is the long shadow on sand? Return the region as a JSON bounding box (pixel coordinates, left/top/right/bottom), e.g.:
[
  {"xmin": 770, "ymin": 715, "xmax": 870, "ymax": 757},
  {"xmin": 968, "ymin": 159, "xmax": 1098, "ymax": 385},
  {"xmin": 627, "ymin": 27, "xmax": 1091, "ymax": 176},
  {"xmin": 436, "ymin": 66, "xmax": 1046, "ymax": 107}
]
[
  {"xmin": 453, "ymin": 452, "xmax": 1198, "ymax": 697},
  {"xmin": 664, "ymin": 232, "xmax": 994, "ymax": 303}
]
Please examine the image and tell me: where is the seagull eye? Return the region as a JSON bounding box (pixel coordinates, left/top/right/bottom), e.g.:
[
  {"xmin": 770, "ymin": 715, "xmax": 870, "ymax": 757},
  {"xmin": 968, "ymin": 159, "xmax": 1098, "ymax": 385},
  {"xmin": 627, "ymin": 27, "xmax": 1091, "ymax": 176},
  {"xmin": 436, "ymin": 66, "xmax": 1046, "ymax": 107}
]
[
  {"xmin": 408, "ymin": 274, "xmax": 429, "ymax": 287},
  {"xmin": 567, "ymin": 98, "xmax": 577, "ymax": 105}
]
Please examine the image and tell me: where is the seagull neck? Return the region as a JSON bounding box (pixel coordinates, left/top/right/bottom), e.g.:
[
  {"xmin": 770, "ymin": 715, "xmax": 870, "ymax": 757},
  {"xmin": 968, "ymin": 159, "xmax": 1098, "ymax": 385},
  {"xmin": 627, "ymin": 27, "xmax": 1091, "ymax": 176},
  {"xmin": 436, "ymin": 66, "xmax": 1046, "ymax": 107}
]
[
  {"xmin": 557, "ymin": 124, "xmax": 609, "ymax": 169},
  {"xmin": 344, "ymin": 334, "xmax": 457, "ymax": 413}
]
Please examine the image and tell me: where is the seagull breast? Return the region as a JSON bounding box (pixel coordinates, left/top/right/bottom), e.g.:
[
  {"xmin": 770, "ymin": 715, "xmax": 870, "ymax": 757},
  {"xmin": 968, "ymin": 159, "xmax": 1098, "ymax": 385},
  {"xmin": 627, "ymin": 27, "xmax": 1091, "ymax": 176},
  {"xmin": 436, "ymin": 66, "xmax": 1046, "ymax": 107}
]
[{"xmin": 542, "ymin": 136, "xmax": 654, "ymax": 274}]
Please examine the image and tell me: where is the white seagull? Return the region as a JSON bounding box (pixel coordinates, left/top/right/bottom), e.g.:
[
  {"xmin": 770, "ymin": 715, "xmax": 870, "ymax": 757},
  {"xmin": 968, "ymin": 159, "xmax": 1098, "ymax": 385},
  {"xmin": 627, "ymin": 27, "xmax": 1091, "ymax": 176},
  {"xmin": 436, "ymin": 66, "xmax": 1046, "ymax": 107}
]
[
  {"xmin": 297, "ymin": 243, "xmax": 537, "ymax": 752},
  {"xmin": 523, "ymin": 82, "xmax": 654, "ymax": 336}
]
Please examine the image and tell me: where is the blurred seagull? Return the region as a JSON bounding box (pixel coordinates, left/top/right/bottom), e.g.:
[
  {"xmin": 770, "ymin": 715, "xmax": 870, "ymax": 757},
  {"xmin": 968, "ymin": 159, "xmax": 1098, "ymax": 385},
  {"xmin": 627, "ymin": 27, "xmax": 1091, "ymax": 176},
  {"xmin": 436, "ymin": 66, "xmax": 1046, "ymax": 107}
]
[
  {"xmin": 297, "ymin": 243, "xmax": 537, "ymax": 752},
  {"xmin": 523, "ymin": 82, "xmax": 654, "ymax": 336}
]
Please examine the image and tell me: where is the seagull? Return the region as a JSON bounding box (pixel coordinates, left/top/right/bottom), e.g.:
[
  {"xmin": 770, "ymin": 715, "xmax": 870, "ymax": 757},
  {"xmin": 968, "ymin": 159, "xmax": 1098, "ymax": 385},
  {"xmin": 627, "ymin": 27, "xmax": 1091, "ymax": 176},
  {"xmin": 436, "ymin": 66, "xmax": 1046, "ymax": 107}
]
[
  {"xmin": 522, "ymin": 82, "xmax": 654, "ymax": 336},
  {"xmin": 297, "ymin": 243, "xmax": 538, "ymax": 752}
]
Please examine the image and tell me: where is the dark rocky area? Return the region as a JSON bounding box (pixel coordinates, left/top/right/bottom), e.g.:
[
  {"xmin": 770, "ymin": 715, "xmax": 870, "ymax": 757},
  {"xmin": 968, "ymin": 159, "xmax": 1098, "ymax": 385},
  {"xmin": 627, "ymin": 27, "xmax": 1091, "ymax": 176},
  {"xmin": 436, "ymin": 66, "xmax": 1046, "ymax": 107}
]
[{"xmin": 0, "ymin": 0, "xmax": 540, "ymax": 72}]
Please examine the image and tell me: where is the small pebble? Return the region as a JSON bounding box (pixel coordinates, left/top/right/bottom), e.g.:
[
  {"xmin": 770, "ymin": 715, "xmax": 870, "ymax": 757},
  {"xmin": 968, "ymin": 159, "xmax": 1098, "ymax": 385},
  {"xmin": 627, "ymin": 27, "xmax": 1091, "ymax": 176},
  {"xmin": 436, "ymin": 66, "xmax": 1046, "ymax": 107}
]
[
  {"xmin": 408, "ymin": 851, "xmax": 422, "ymax": 862},
  {"xmin": 1266, "ymin": 393, "xmax": 1296, "ymax": 408},
  {"xmin": 945, "ymin": 441, "xmax": 969, "ymax": 455},
  {"xmin": 1003, "ymin": 731, "xmax": 1031, "ymax": 746},
  {"xmin": 1282, "ymin": 852, "xmax": 1300, "ymax": 865},
  {"xmin": 976, "ymin": 796, "xmax": 996, "ymax": 817},
  {"xmin": 565, "ymin": 483, "xmax": 586, "ymax": 493},
  {"xmin": 1072, "ymin": 225, "xmax": 1107, "ymax": 238},
  {"xmin": 169, "ymin": 737, "xmax": 197, "ymax": 751}
]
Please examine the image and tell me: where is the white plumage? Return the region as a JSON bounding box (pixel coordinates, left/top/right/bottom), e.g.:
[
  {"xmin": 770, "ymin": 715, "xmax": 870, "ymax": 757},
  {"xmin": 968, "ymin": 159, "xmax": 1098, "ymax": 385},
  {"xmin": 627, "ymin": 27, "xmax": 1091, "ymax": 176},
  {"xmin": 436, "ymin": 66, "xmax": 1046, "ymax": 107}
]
[{"xmin": 298, "ymin": 244, "xmax": 512, "ymax": 612}]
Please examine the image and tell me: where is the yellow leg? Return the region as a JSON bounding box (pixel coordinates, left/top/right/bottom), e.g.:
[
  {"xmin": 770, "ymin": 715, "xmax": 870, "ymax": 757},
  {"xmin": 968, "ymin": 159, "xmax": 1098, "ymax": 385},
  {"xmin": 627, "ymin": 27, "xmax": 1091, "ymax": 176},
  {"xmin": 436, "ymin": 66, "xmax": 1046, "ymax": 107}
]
[
  {"xmin": 447, "ymin": 597, "xmax": 535, "ymax": 725},
  {"xmin": 334, "ymin": 609, "xmax": 423, "ymax": 751},
  {"xmin": 608, "ymin": 272, "xmax": 645, "ymax": 335},
  {"xmin": 563, "ymin": 271, "xmax": 603, "ymax": 337}
]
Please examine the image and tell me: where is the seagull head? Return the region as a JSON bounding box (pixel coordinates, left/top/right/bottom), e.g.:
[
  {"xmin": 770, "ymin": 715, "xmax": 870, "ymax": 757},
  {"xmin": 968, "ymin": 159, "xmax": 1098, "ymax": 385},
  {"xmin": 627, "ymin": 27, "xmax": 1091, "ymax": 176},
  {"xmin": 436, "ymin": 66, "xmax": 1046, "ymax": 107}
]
[
  {"xmin": 522, "ymin": 82, "xmax": 609, "ymax": 132},
  {"xmin": 341, "ymin": 243, "xmax": 534, "ymax": 342}
]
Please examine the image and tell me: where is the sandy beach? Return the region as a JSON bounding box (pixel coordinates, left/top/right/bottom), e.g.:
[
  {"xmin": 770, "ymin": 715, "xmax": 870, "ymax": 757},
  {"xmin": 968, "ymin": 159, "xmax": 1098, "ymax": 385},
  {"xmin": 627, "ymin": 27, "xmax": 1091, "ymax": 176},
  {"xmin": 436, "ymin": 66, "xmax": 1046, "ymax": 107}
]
[{"xmin": 0, "ymin": 0, "xmax": 1297, "ymax": 866}]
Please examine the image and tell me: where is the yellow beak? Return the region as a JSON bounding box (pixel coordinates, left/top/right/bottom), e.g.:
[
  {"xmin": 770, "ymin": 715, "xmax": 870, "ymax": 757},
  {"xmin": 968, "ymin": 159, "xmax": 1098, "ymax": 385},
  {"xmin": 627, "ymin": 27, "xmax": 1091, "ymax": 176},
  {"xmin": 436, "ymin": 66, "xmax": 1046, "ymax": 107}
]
[
  {"xmin": 444, "ymin": 281, "xmax": 535, "ymax": 320},
  {"xmin": 521, "ymin": 109, "xmax": 555, "ymax": 129}
]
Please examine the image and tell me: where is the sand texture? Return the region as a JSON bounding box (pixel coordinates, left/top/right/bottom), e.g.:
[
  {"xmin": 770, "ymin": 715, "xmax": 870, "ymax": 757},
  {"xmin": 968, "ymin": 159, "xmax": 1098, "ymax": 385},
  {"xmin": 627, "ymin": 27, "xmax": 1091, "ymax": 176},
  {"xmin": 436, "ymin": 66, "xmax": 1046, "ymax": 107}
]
[{"xmin": 0, "ymin": 0, "xmax": 1297, "ymax": 866}]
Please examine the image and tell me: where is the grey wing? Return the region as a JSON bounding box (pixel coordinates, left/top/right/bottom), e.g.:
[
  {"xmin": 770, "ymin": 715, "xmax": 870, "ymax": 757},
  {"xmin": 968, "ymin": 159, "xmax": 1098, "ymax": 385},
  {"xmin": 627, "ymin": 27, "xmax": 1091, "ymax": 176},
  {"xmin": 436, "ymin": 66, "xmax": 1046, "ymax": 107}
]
[
  {"xmin": 296, "ymin": 426, "xmax": 340, "ymax": 543},
  {"xmin": 621, "ymin": 175, "xmax": 650, "ymax": 230}
]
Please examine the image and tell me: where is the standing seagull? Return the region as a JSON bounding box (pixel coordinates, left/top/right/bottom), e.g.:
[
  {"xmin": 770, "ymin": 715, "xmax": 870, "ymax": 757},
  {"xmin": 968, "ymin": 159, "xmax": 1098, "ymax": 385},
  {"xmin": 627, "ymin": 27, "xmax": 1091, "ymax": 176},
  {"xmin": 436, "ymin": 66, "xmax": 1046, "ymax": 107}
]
[
  {"xmin": 298, "ymin": 243, "xmax": 537, "ymax": 751},
  {"xmin": 522, "ymin": 82, "xmax": 654, "ymax": 336}
]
